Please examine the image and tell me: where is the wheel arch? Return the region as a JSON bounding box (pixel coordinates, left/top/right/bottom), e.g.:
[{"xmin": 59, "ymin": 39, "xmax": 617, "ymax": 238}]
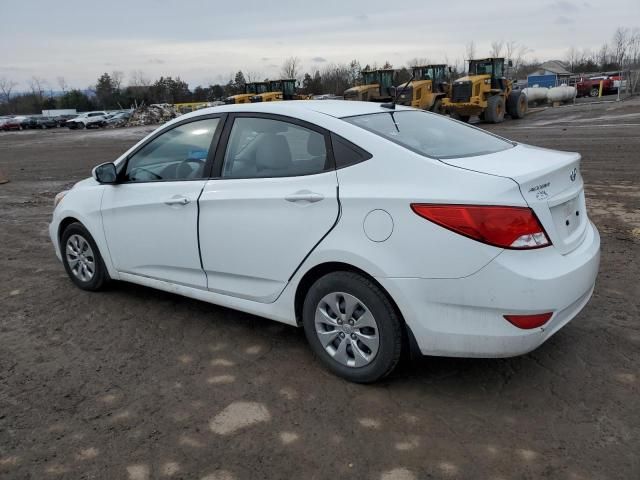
[
  {"xmin": 293, "ymin": 261, "xmax": 421, "ymax": 356},
  {"xmin": 58, "ymin": 216, "xmax": 82, "ymax": 244}
]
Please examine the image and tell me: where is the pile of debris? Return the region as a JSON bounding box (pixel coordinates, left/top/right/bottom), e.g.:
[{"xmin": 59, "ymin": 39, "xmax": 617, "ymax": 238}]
[{"xmin": 126, "ymin": 104, "xmax": 180, "ymax": 127}]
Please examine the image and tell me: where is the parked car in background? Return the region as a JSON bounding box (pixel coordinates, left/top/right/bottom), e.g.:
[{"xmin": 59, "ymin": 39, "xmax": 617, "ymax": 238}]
[
  {"xmin": 105, "ymin": 111, "xmax": 131, "ymax": 126},
  {"xmin": 25, "ymin": 116, "xmax": 58, "ymax": 129},
  {"xmin": 17, "ymin": 116, "xmax": 31, "ymax": 129},
  {"xmin": 66, "ymin": 111, "xmax": 108, "ymax": 129},
  {"xmin": 1, "ymin": 117, "xmax": 21, "ymax": 131},
  {"xmin": 576, "ymin": 76, "xmax": 615, "ymax": 97},
  {"xmin": 50, "ymin": 101, "xmax": 600, "ymax": 383},
  {"xmin": 57, "ymin": 114, "xmax": 79, "ymax": 128}
]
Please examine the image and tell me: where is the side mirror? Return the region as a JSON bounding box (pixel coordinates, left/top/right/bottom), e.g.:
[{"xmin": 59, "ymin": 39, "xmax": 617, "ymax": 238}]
[{"xmin": 92, "ymin": 162, "xmax": 117, "ymax": 184}]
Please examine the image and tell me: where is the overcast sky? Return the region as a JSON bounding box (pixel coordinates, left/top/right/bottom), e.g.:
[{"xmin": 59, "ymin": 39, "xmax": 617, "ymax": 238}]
[{"xmin": 1, "ymin": 0, "xmax": 637, "ymax": 90}]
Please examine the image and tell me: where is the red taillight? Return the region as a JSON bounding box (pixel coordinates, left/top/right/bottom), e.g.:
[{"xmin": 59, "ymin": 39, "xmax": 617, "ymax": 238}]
[
  {"xmin": 410, "ymin": 204, "xmax": 551, "ymax": 249},
  {"xmin": 504, "ymin": 312, "xmax": 553, "ymax": 329}
]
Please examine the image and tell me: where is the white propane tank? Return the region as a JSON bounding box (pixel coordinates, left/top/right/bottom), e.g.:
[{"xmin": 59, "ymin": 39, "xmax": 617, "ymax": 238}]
[
  {"xmin": 522, "ymin": 87, "xmax": 548, "ymax": 103},
  {"xmin": 547, "ymin": 85, "xmax": 577, "ymax": 103}
]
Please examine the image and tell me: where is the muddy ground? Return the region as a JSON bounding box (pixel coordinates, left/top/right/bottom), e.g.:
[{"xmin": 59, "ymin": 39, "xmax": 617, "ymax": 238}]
[{"xmin": 1, "ymin": 99, "xmax": 638, "ymax": 480}]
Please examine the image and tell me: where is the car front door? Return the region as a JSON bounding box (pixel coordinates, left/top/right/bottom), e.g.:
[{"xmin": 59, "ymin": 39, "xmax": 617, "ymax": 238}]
[
  {"xmin": 198, "ymin": 114, "xmax": 339, "ymax": 303},
  {"xmin": 101, "ymin": 116, "xmax": 224, "ymax": 288}
]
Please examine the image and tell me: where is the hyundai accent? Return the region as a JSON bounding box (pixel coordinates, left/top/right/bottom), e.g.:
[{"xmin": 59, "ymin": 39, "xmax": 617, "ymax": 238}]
[{"xmin": 50, "ymin": 101, "xmax": 600, "ymax": 382}]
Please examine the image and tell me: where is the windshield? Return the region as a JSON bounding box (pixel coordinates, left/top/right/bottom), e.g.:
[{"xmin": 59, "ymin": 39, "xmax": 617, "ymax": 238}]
[{"xmin": 343, "ymin": 110, "xmax": 513, "ymax": 159}]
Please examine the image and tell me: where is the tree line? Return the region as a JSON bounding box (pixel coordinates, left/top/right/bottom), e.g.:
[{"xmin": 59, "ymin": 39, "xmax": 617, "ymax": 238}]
[{"xmin": 0, "ymin": 25, "xmax": 637, "ymax": 116}]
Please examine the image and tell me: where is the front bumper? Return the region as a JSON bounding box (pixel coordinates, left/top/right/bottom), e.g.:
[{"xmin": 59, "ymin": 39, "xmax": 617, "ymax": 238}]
[
  {"xmin": 378, "ymin": 222, "xmax": 601, "ymax": 358},
  {"xmin": 49, "ymin": 220, "xmax": 62, "ymax": 262}
]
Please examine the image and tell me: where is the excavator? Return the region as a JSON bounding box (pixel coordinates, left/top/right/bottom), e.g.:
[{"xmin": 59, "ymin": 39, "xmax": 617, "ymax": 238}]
[
  {"xmin": 442, "ymin": 57, "xmax": 527, "ymax": 123},
  {"xmin": 250, "ymin": 79, "xmax": 298, "ymax": 102},
  {"xmin": 395, "ymin": 64, "xmax": 449, "ymax": 113},
  {"xmin": 224, "ymin": 81, "xmax": 270, "ymax": 104},
  {"xmin": 343, "ymin": 69, "xmax": 394, "ymax": 102}
]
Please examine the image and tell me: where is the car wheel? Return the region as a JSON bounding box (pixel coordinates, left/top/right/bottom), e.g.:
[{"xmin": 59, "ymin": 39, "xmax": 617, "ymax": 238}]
[
  {"xmin": 61, "ymin": 222, "xmax": 109, "ymax": 291},
  {"xmin": 302, "ymin": 271, "xmax": 403, "ymax": 383},
  {"xmin": 590, "ymin": 87, "xmax": 599, "ymax": 97}
]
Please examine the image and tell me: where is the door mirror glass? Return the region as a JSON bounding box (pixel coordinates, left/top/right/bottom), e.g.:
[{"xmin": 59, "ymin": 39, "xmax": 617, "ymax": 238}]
[{"xmin": 92, "ymin": 162, "xmax": 117, "ymax": 184}]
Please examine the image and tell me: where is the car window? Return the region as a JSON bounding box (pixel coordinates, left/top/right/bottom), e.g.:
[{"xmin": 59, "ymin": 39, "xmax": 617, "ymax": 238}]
[
  {"xmin": 124, "ymin": 118, "xmax": 220, "ymax": 183},
  {"xmin": 222, "ymin": 117, "xmax": 329, "ymax": 178},
  {"xmin": 331, "ymin": 133, "xmax": 371, "ymax": 168},
  {"xmin": 343, "ymin": 110, "xmax": 513, "ymax": 159}
]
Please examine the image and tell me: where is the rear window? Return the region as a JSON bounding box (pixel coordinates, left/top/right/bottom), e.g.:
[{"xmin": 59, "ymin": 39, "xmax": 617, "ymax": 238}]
[{"xmin": 343, "ymin": 110, "xmax": 514, "ymax": 159}]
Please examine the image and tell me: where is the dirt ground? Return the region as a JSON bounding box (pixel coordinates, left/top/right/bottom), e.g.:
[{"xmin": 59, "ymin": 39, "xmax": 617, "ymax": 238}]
[{"xmin": 1, "ymin": 99, "xmax": 638, "ymax": 480}]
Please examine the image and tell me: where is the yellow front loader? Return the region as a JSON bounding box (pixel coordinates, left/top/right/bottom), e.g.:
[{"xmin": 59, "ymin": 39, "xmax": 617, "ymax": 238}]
[
  {"xmin": 225, "ymin": 82, "xmax": 269, "ymax": 104},
  {"xmin": 395, "ymin": 64, "xmax": 449, "ymax": 113},
  {"xmin": 250, "ymin": 79, "xmax": 298, "ymax": 102},
  {"xmin": 344, "ymin": 69, "xmax": 394, "ymax": 102},
  {"xmin": 442, "ymin": 58, "xmax": 527, "ymax": 123}
]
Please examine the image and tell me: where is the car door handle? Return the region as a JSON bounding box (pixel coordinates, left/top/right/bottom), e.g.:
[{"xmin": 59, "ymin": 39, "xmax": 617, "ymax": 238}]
[
  {"xmin": 164, "ymin": 196, "xmax": 190, "ymax": 206},
  {"xmin": 285, "ymin": 191, "xmax": 324, "ymax": 203}
]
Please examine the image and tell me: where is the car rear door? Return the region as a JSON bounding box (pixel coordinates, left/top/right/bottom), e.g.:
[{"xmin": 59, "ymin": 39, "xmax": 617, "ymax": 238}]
[
  {"xmin": 101, "ymin": 115, "xmax": 224, "ymax": 288},
  {"xmin": 198, "ymin": 113, "xmax": 339, "ymax": 303}
]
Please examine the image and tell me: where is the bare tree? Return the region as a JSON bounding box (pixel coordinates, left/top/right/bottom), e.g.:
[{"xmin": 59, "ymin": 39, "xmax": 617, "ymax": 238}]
[
  {"xmin": 280, "ymin": 57, "xmax": 301, "ymax": 80},
  {"xmin": 29, "ymin": 76, "xmax": 47, "ymax": 101},
  {"xmin": 382, "ymin": 60, "xmax": 393, "ymax": 69},
  {"xmin": 630, "ymin": 28, "xmax": 640, "ymax": 67},
  {"xmin": 490, "ymin": 40, "xmax": 504, "ymax": 58},
  {"xmin": 56, "ymin": 76, "xmax": 69, "ymax": 93},
  {"xmin": 565, "ymin": 46, "xmax": 580, "ymax": 72},
  {"xmin": 111, "ymin": 71, "xmax": 124, "ymax": 91},
  {"xmin": 464, "ymin": 41, "xmax": 476, "ymax": 61},
  {"xmin": 407, "ymin": 57, "xmax": 430, "ymax": 67},
  {"xmin": 245, "ymin": 71, "xmax": 263, "ymax": 82},
  {"xmin": 129, "ymin": 70, "xmax": 151, "ymax": 87},
  {"xmin": 612, "ymin": 27, "xmax": 629, "ymax": 68},
  {"xmin": 0, "ymin": 77, "xmax": 18, "ymax": 104},
  {"xmin": 598, "ymin": 43, "xmax": 610, "ymax": 68},
  {"xmin": 505, "ymin": 41, "xmax": 532, "ymax": 76}
]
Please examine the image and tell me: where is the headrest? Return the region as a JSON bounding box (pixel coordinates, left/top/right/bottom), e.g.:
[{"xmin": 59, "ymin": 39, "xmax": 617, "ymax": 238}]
[
  {"xmin": 256, "ymin": 134, "xmax": 292, "ymax": 171},
  {"xmin": 307, "ymin": 133, "xmax": 325, "ymax": 156}
]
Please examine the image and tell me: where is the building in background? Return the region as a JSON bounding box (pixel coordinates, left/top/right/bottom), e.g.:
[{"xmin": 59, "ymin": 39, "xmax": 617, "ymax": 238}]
[
  {"xmin": 527, "ymin": 61, "xmax": 572, "ymax": 88},
  {"xmin": 42, "ymin": 109, "xmax": 77, "ymax": 117}
]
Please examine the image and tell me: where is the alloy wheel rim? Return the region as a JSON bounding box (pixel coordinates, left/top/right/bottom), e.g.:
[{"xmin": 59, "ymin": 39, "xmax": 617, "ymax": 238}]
[
  {"xmin": 66, "ymin": 234, "xmax": 95, "ymax": 282},
  {"xmin": 315, "ymin": 292, "xmax": 380, "ymax": 368}
]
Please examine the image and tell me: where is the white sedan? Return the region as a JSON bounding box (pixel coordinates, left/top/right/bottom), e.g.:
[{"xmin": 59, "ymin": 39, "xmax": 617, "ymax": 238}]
[{"xmin": 50, "ymin": 101, "xmax": 600, "ymax": 383}]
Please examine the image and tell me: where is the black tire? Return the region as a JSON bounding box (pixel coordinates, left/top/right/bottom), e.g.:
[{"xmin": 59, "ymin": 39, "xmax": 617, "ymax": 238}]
[
  {"xmin": 302, "ymin": 271, "xmax": 403, "ymax": 383},
  {"xmin": 484, "ymin": 95, "xmax": 506, "ymax": 123},
  {"xmin": 589, "ymin": 87, "xmax": 599, "ymax": 97},
  {"xmin": 450, "ymin": 111, "xmax": 470, "ymax": 123},
  {"xmin": 430, "ymin": 98, "xmax": 444, "ymax": 114},
  {"xmin": 507, "ymin": 91, "xmax": 527, "ymax": 119},
  {"xmin": 60, "ymin": 222, "xmax": 109, "ymax": 291}
]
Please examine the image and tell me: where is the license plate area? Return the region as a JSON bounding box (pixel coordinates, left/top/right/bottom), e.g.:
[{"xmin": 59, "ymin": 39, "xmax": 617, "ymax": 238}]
[{"xmin": 549, "ymin": 192, "xmax": 585, "ymax": 242}]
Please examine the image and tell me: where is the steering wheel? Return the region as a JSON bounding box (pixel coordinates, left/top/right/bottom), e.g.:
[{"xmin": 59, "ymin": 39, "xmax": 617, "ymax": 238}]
[{"xmin": 129, "ymin": 166, "xmax": 162, "ymax": 180}]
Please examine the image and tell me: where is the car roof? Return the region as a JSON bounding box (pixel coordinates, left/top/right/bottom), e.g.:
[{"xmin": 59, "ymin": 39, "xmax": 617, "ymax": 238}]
[{"xmin": 182, "ymin": 100, "xmax": 412, "ymax": 120}]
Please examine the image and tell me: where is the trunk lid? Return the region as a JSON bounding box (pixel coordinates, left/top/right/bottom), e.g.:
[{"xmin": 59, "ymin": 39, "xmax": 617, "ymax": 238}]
[{"xmin": 441, "ymin": 144, "xmax": 588, "ymax": 254}]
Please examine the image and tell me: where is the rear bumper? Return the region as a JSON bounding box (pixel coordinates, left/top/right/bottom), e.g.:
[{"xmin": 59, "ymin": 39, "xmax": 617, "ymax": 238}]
[{"xmin": 378, "ymin": 221, "xmax": 600, "ymax": 358}]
